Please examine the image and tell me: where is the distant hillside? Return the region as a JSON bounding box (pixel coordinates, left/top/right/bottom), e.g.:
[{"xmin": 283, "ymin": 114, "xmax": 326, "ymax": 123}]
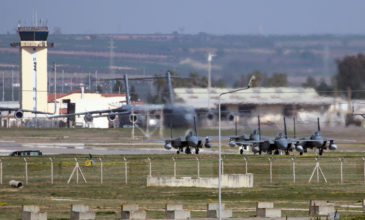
[{"xmin": 1, "ymin": 33, "xmax": 365, "ymax": 86}]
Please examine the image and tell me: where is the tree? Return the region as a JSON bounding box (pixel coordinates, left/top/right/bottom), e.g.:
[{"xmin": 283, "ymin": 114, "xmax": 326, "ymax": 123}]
[
  {"xmin": 96, "ymin": 85, "xmax": 103, "ymax": 94},
  {"xmin": 267, "ymin": 73, "xmax": 287, "ymax": 87},
  {"xmin": 112, "ymin": 80, "xmax": 123, "ymax": 93},
  {"xmin": 316, "ymin": 79, "xmax": 333, "ymax": 96},
  {"xmin": 130, "ymin": 84, "xmax": 139, "ymax": 101},
  {"xmin": 335, "ymin": 53, "xmax": 365, "ymax": 98},
  {"xmin": 302, "ymin": 76, "xmax": 317, "ymax": 88},
  {"xmin": 233, "ymin": 71, "xmax": 265, "ymax": 88},
  {"xmin": 213, "ymin": 78, "xmax": 226, "ymax": 88}
]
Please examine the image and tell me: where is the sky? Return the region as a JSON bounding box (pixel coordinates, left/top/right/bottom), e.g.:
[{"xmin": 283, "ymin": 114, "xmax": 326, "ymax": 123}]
[{"xmin": 1, "ymin": 0, "xmax": 365, "ymax": 35}]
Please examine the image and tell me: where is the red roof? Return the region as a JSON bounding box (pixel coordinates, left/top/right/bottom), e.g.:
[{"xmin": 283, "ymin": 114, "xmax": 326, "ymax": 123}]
[{"xmin": 101, "ymin": 93, "xmax": 125, "ymax": 97}]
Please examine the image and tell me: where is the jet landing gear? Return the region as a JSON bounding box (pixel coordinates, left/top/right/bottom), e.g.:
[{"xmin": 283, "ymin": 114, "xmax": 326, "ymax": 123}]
[
  {"xmin": 185, "ymin": 147, "xmax": 191, "ymax": 154},
  {"xmin": 195, "ymin": 148, "xmax": 199, "ymax": 154}
]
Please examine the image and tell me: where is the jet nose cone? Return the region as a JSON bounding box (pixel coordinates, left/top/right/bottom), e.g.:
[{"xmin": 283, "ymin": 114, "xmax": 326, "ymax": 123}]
[
  {"xmin": 277, "ymin": 139, "xmax": 288, "ymax": 150},
  {"xmin": 189, "ymin": 136, "xmax": 198, "ymax": 146},
  {"xmin": 164, "ymin": 143, "xmax": 172, "ymax": 150},
  {"xmin": 296, "ymin": 145, "xmax": 303, "ymax": 152},
  {"xmin": 229, "ymin": 141, "xmax": 236, "ymax": 147},
  {"xmin": 329, "ymin": 144, "xmax": 337, "ymax": 150},
  {"xmin": 252, "ymin": 146, "xmax": 260, "ymax": 153}
]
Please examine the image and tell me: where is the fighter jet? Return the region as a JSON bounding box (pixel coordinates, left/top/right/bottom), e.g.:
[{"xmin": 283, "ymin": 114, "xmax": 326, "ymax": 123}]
[
  {"xmin": 159, "ymin": 118, "xmax": 212, "ymax": 154},
  {"xmin": 228, "ymin": 116, "xmax": 303, "ymax": 155},
  {"xmin": 228, "ymin": 117, "xmax": 262, "ymax": 154},
  {"xmin": 297, "ymin": 118, "xmax": 337, "ymax": 155}
]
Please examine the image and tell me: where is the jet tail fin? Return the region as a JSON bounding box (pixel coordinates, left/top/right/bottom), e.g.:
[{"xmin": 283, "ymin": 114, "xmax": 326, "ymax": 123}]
[
  {"xmin": 166, "ymin": 71, "xmax": 174, "ymax": 105},
  {"xmin": 235, "ymin": 119, "xmax": 238, "ymax": 136},
  {"xmin": 194, "ymin": 116, "xmax": 197, "ymax": 136},
  {"xmin": 293, "ymin": 117, "xmax": 296, "ymax": 138},
  {"xmin": 317, "ymin": 117, "xmax": 321, "ymax": 132},
  {"xmin": 284, "ymin": 116, "xmax": 287, "ymax": 139},
  {"xmin": 258, "ymin": 115, "xmax": 261, "ymax": 141},
  {"xmin": 124, "ymin": 74, "xmax": 130, "ymax": 105}
]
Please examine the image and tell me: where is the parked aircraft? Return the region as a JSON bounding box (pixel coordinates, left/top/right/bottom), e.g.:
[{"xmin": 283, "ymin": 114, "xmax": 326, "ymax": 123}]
[
  {"xmin": 158, "ymin": 118, "xmax": 212, "ymax": 154},
  {"xmin": 52, "ymin": 71, "xmax": 196, "ymax": 128},
  {"xmin": 297, "ymin": 118, "xmax": 337, "ymax": 155},
  {"xmin": 228, "ymin": 116, "xmax": 303, "ymax": 155},
  {"xmin": 0, "ymin": 107, "xmax": 50, "ymax": 119},
  {"xmin": 352, "ymin": 106, "xmax": 365, "ymax": 119}
]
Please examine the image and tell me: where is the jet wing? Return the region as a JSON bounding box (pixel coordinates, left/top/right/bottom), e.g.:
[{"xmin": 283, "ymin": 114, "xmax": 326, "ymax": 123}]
[
  {"xmin": 48, "ymin": 109, "xmax": 131, "ymax": 118},
  {"xmin": 0, "ymin": 107, "xmax": 50, "ymax": 115},
  {"xmin": 233, "ymin": 141, "xmax": 255, "ymax": 146},
  {"xmin": 298, "ymin": 138, "xmax": 355, "ymax": 143}
]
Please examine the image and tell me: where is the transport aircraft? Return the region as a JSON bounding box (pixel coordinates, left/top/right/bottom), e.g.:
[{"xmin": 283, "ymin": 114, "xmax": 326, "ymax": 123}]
[
  {"xmin": 0, "ymin": 107, "xmax": 50, "ymax": 119},
  {"xmin": 51, "ymin": 71, "xmax": 197, "ymax": 128}
]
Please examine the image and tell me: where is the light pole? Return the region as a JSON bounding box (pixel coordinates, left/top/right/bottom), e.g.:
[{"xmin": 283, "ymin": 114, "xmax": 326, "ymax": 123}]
[
  {"xmin": 218, "ymin": 75, "xmax": 255, "ymax": 220},
  {"xmin": 207, "ymin": 53, "xmax": 215, "ymax": 109}
]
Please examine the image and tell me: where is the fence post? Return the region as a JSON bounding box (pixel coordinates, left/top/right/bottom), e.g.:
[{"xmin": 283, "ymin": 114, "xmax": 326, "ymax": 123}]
[
  {"xmin": 124, "ymin": 157, "xmax": 128, "ymax": 184},
  {"xmin": 147, "ymin": 157, "xmax": 152, "ymax": 177},
  {"xmin": 75, "ymin": 158, "xmax": 79, "ymax": 184},
  {"xmin": 363, "ymin": 157, "xmax": 365, "ymax": 184},
  {"xmin": 291, "ymin": 157, "xmax": 295, "ymax": 184},
  {"xmin": 49, "ymin": 158, "xmax": 53, "ymax": 184},
  {"xmin": 222, "ymin": 158, "xmax": 224, "ymax": 175},
  {"xmin": 172, "ymin": 157, "xmax": 176, "ymax": 178},
  {"xmin": 99, "ymin": 158, "xmax": 103, "ymax": 184},
  {"xmin": 268, "ymin": 157, "xmax": 273, "ymax": 183},
  {"xmin": 196, "ymin": 157, "xmax": 200, "ymax": 178},
  {"xmin": 339, "ymin": 158, "xmax": 343, "ymax": 184},
  {"xmin": 0, "ymin": 159, "xmax": 2, "ymax": 185},
  {"xmin": 24, "ymin": 158, "xmax": 28, "ymax": 184},
  {"xmin": 243, "ymin": 157, "xmax": 248, "ymax": 174}
]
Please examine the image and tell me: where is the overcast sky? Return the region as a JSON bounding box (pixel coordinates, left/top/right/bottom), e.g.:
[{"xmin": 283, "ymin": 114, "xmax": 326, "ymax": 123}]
[{"xmin": 2, "ymin": 0, "xmax": 365, "ymax": 35}]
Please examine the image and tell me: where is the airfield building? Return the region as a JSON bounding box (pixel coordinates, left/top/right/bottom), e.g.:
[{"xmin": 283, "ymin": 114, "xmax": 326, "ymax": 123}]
[
  {"xmin": 174, "ymin": 87, "xmax": 348, "ymax": 128},
  {"xmin": 10, "ymin": 25, "xmax": 53, "ymax": 113}
]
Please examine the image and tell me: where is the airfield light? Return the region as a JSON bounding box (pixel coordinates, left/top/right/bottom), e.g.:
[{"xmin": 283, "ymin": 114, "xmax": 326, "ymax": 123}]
[{"xmin": 218, "ymin": 75, "xmax": 255, "ymax": 220}]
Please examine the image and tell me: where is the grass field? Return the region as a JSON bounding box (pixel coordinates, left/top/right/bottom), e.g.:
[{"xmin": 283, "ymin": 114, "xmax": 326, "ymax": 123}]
[
  {"xmin": 0, "ymin": 128, "xmax": 365, "ymax": 219},
  {"xmin": 1, "ymin": 154, "xmax": 365, "ymax": 219}
]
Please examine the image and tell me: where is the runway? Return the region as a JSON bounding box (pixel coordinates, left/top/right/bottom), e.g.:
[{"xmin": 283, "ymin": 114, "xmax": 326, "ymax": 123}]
[{"xmin": 0, "ymin": 141, "xmax": 217, "ymax": 156}]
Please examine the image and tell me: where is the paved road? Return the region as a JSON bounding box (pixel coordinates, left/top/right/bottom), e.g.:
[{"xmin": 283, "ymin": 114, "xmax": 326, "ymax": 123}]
[{"xmin": 0, "ymin": 141, "xmax": 219, "ymax": 156}]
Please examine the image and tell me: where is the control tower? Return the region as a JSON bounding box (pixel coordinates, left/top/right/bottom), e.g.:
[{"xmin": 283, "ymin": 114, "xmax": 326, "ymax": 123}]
[{"xmin": 11, "ymin": 25, "xmax": 54, "ymax": 112}]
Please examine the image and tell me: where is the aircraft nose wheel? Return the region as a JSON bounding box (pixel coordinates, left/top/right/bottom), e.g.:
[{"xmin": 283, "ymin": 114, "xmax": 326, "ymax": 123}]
[
  {"xmin": 240, "ymin": 149, "xmax": 243, "ymax": 155},
  {"xmin": 185, "ymin": 147, "xmax": 191, "ymax": 154},
  {"xmin": 195, "ymin": 148, "xmax": 199, "ymax": 154}
]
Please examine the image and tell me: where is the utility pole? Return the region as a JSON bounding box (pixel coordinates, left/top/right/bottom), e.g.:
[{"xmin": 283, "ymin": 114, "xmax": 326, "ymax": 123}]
[
  {"xmin": 53, "ymin": 62, "xmax": 57, "ymax": 114},
  {"xmin": 88, "ymin": 72, "xmax": 91, "ymax": 90},
  {"xmin": 11, "ymin": 70, "xmax": 14, "ymax": 101},
  {"xmin": 95, "ymin": 70, "xmax": 98, "ymax": 92},
  {"xmin": 70, "ymin": 74, "xmax": 73, "ymax": 91},
  {"xmin": 2, "ymin": 72, "xmax": 4, "ymax": 101},
  {"xmin": 62, "ymin": 70, "xmax": 64, "ymax": 93},
  {"xmin": 207, "ymin": 53, "xmax": 215, "ymax": 108}
]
